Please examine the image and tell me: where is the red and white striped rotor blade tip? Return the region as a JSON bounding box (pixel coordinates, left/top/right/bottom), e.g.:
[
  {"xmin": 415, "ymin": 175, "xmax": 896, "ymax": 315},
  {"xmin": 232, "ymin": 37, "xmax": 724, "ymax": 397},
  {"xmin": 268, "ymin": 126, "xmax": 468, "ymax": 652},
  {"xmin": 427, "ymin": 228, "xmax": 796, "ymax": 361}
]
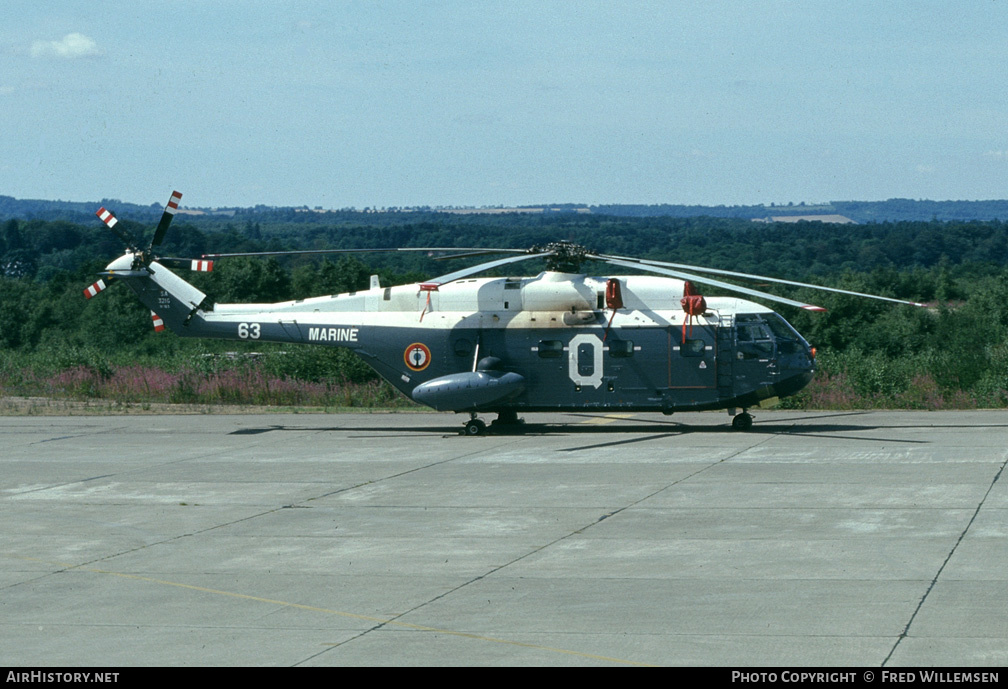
[
  {"xmin": 151, "ymin": 312, "xmax": 165, "ymax": 332},
  {"xmin": 95, "ymin": 208, "xmax": 117, "ymax": 229},
  {"xmin": 166, "ymin": 190, "xmax": 182, "ymax": 215},
  {"xmin": 83, "ymin": 279, "xmax": 107, "ymax": 299}
]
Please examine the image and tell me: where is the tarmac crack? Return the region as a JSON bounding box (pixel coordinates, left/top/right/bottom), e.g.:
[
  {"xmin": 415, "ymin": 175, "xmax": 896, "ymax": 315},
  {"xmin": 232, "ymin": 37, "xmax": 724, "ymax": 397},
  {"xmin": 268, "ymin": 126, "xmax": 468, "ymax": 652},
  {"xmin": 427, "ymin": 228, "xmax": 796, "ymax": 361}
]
[
  {"xmin": 301, "ymin": 428, "xmax": 782, "ymax": 664},
  {"xmin": 2, "ymin": 431, "xmax": 542, "ymax": 664},
  {"xmin": 882, "ymin": 449, "xmax": 1008, "ymax": 666},
  {"xmin": 3, "ymin": 433, "xmax": 532, "ymax": 596}
]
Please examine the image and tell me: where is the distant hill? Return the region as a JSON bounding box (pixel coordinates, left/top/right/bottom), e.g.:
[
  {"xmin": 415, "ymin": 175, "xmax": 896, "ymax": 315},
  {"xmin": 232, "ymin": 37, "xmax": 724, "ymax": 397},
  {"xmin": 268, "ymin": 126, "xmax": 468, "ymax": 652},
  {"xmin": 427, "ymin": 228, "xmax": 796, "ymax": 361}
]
[
  {"xmin": 590, "ymin": 199, "xmax": 1008, "ymax": 223},
  {"xmin": 4, "ymin": 194, "xmax": 1008, "ymax": 224}
]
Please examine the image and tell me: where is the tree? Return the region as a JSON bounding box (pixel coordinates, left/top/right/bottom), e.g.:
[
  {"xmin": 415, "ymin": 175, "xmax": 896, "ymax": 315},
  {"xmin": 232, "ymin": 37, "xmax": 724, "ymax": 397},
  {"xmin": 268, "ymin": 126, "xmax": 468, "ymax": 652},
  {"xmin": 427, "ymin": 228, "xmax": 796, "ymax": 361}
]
[{"xmin": 209, "ymin": 257, "xmax": 291, "ymax": 303}]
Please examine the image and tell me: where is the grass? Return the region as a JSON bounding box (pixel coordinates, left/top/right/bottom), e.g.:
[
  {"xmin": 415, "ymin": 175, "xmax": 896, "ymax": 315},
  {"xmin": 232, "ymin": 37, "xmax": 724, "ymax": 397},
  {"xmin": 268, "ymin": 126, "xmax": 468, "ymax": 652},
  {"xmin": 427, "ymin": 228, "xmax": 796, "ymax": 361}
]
[
  {"xmin": 0, "ymin": 355, "xmax": 420, "ymax": 413},
  {"xmin": 2, "ymin": 344, "xmax": 1005, "ymax": 414}
]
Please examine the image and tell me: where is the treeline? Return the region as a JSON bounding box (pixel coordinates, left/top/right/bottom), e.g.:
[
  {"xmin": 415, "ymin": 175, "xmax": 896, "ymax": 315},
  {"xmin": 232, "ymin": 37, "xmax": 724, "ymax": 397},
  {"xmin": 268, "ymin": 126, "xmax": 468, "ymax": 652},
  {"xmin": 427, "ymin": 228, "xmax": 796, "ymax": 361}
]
[
  {"xmin": 5, "ymin": 213, "xmax": 1008, "ymax": 281},
  {"xmin": 7, "ymin": 194, "xmax": 1008, "ymax": 224},
  {"xmin": 3, "ymin": 213, "xmax": 1008, "ymax": 409}
]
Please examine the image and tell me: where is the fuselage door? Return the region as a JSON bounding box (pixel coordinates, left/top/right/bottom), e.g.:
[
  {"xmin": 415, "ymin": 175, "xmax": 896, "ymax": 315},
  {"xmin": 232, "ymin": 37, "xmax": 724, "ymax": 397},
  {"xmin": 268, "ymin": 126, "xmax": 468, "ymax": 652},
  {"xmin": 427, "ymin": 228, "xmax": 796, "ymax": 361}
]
[
  {"xmin": 668, "ymin": 324, "xmax": 717, "ymax": 390},
  {"xmin": 733, "ymin": 315, "xmax": 779, "ymax": 388}
]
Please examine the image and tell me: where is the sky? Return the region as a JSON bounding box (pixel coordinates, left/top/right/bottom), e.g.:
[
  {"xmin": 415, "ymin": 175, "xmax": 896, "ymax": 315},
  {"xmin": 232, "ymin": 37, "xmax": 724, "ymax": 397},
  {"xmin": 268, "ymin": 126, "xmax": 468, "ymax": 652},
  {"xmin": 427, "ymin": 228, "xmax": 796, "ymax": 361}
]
[{"xmin": 3, "ymin": 1, "xmax": 1008, "ymax": 210}]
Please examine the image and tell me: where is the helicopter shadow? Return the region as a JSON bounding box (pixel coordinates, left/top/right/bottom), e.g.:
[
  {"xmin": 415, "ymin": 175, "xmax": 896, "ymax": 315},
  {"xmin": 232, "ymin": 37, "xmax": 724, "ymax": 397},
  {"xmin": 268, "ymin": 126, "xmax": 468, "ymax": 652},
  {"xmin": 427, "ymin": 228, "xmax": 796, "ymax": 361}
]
[{"xmin": 219, "ymin": 409, "xmax": 997, "ymax": 448}]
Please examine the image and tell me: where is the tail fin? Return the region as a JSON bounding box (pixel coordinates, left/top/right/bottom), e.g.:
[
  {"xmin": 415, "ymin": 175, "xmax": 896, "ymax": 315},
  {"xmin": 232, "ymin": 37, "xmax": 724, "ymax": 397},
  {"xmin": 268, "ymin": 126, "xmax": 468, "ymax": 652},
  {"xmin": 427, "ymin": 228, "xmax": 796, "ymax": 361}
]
[{"xmin": 112, "ymin": 260, "xmax": 209, "ymax": 333}]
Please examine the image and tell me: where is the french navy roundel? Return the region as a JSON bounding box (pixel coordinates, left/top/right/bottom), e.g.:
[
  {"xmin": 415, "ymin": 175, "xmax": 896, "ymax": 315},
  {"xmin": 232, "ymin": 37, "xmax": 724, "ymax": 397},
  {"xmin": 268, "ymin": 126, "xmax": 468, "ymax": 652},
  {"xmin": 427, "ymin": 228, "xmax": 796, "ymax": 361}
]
[{"xmin": 404, "ymin": 342, "xmax": 432, "ymax": 371}]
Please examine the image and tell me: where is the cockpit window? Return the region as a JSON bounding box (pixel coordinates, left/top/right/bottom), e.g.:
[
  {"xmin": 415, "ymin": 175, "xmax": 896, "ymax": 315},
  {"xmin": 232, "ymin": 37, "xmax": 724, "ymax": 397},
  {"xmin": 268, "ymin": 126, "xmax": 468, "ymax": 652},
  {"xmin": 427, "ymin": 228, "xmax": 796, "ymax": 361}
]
[
  {"xmin": 764, "ymin": 313, "xmax": 803, "ymax": 341},
  {"xmin": 736, "ymin": 313, "xmax": 807, "ymax": 357}
]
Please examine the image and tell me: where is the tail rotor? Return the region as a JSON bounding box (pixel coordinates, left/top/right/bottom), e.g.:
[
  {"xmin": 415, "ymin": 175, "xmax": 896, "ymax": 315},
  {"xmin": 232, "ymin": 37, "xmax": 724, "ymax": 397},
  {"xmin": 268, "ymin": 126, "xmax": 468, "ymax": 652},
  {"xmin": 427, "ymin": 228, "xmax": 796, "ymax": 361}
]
[
  {"xmin": 150, "ymin": 190, "xmax": 182, "ymax": 249},
  {"xmin": 84, "ymin": 190, "xmax": 213, "ymax": 331}
]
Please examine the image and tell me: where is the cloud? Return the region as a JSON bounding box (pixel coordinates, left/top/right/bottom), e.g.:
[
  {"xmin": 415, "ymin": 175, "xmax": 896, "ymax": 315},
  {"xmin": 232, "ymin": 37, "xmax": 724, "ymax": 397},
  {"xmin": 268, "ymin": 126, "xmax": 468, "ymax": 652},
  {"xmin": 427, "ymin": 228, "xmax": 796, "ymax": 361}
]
[
  {"xmin": 31, "ymin": 33, "xmax": 102, "ymax": 59},
  {"xmin": 984, "ymin": 150, "xmax": 1008, "ymax": 160}
]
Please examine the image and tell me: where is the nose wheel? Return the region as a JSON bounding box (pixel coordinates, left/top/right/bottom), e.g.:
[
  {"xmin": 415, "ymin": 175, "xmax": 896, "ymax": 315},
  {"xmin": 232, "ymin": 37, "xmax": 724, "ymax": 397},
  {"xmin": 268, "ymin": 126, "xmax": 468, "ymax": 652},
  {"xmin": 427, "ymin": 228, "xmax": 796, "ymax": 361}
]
[{"xmin": 463, "ymin": 414, "xmax": 487, "ymax": 436}]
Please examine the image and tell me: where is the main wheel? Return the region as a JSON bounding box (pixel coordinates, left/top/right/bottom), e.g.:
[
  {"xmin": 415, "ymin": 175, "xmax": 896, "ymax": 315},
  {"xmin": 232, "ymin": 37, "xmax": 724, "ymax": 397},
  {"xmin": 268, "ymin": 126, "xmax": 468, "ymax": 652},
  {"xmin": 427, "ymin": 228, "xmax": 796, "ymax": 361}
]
[
  {"xmin": 491, "ymin": 410, "xmax": 524, "ymax": 427},
  {"xmin": 731, "ymin": 412, "xmax": 753, "ymax": 431}
]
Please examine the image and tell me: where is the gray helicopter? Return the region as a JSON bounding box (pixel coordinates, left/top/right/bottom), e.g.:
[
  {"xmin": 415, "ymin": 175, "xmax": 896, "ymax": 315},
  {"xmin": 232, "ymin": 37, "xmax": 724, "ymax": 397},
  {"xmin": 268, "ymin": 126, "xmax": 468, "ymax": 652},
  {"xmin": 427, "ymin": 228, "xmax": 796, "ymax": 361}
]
[{"xmin": 85, "ymin": 191, "xmax": 923, "ymax": 433}]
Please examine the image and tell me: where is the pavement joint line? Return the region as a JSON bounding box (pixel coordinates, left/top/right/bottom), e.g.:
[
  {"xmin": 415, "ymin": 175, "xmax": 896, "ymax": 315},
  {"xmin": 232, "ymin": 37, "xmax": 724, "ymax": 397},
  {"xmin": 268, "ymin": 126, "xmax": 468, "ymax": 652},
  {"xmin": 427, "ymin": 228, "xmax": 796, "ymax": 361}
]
[
  {"xmin": 1, "ymin": 434, "xmax": 536, "ymax": 593},
  {"xmin": 338, "ymin": 420, "xmax": 783, "ymax": 664},
  {"xmin": 12, "ymin": 429, "xmax": 627, "ymax": 665},
  {"xmin": 4, "ymin": 554, "xmax": 654, "ymax": 667},
  {"xmin": 10, "ymin": 411, "xmax": 1005, "ymax": 665},
  {"xmin": 302, "ymin": 434, "xmax": 533, "ymax": 504},
  {"xmin": 881, "ymin": 448, "xmax": 1008, "ymax": 666}
]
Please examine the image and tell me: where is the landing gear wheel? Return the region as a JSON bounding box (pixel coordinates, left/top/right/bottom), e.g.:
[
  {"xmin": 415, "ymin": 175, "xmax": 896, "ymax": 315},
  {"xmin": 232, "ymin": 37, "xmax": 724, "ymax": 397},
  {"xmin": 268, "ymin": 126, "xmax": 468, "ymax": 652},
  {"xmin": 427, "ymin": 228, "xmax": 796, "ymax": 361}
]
[
  {"xmin": 731, "ymin": 412, "xmax": 753, "ymax": 431},
  {"xmin": 464, "ymin": 418, "xmax": 487, "ymax": 436},
  {"xmin": 491, "ymin": 410, "xmax": 524, "ymax": 427},
  {"xmin": 488, "ymin": 411, "xmax": 525, "ymax": 434}
]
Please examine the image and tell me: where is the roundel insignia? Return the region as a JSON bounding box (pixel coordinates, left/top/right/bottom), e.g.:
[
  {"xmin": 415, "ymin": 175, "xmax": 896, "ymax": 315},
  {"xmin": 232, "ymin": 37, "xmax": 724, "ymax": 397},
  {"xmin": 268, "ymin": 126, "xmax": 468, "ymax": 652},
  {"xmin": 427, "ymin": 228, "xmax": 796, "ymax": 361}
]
[{"xmin": 404, "ymin": 342, "xmax": 432, "ymax": 371}]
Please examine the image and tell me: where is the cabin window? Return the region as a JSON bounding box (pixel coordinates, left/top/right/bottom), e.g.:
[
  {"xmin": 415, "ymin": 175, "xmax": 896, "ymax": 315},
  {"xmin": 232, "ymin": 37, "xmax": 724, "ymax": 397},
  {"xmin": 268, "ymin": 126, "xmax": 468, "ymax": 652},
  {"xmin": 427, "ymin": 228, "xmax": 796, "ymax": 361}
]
[
  {"xmin": 383, "ymin": 287, "xmax": 391, "ymax": 301},
  {"xmin": 453, "ymin": 339, "xmax": 473, "ymax": 357},
  {"xmin": 538, "ymin": 340, "xmax": 564, "ymax": 358},
  {"xmin": 737, "ymin": 323, "xmax": 771, "ymax": 342},
  {"xmin": 681, "ymin": 338, "xmax": 705, "ymax": 357},
  {"xmin": 609, "ymin": 340, "xmax": 634, "ymax": 358}
]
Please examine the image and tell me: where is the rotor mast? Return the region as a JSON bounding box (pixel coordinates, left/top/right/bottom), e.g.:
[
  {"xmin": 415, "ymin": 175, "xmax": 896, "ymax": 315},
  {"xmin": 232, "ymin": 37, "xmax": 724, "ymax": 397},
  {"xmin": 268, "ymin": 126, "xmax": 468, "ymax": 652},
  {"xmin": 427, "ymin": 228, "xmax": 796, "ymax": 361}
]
[{"xmin": 533, "ymin": 241, "xmax": 588, "ymax": 273}]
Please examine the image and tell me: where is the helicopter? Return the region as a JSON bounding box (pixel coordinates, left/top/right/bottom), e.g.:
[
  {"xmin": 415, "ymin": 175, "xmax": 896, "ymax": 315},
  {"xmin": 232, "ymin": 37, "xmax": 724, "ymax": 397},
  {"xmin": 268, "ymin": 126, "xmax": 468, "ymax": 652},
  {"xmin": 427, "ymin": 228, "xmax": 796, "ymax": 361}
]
[{"xmin": 85, "ymin": 191, "xmax": 924, "ymax": 433}]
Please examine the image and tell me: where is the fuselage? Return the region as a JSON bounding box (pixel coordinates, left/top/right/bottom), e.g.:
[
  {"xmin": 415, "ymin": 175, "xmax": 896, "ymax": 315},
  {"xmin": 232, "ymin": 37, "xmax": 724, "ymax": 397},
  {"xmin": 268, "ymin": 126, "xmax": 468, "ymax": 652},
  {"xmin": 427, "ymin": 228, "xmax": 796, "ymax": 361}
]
[{"xmin": 110, "ymin": 254, "xmax": 816, "ymax": 415}]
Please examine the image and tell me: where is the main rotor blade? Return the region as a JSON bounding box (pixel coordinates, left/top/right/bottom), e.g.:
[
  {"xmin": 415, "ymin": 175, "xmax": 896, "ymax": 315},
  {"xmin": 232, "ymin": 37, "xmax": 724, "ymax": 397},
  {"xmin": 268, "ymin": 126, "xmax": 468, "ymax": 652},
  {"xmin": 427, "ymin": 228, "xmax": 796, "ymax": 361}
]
[
  {"xmin": 150, "ymin": 190, "xmax": 182, "ymax": 248},
  {"xmin": 200, "ymin": 247, "xmax": 528, "ymax": 259},
  {"xmin": 597, "ymin": 254, "xmax": 925, "ymax": 308},
  {"xmin": 157, "ymin": 256, "xmax": 214, "ymax": 272},
  {"xmin": 430, "ymin": 249, "xmax": 514, "ymax": 261},
  {"xmin": 593, "ymin": 255, "xmax": 826, "ymax": 311},
  {"xmin": 427, "ymin": 251, "xmax": 555, "ymax": 286}
]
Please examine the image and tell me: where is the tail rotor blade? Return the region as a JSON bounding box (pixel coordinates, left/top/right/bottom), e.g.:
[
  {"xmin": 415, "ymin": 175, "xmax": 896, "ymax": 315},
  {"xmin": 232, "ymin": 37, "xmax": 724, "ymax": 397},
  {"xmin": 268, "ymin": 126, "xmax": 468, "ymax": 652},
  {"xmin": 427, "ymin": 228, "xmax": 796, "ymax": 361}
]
[
  {"xmin": 83, "ymin": 278, "xmax": 110, "ymax": 300},
  {"xmin": 96, "ymin": 207, "xmax": 138, "ymax": 250},
  {"xmin": 150, "ymin": 311, "xmax": 166, "ymax": 332},
  {"xmin": 150, "ymin": 190, "xmax": 182, "ymax": 248}
]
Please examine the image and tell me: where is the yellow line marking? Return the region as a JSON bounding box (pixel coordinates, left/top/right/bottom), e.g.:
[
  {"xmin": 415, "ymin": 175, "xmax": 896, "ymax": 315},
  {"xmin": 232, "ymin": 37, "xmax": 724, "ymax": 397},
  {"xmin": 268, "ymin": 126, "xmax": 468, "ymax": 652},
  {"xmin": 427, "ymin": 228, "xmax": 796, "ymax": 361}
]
[{"xmin": 8, "ymin": 554, "xmax": 655, "ymax": 667}]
